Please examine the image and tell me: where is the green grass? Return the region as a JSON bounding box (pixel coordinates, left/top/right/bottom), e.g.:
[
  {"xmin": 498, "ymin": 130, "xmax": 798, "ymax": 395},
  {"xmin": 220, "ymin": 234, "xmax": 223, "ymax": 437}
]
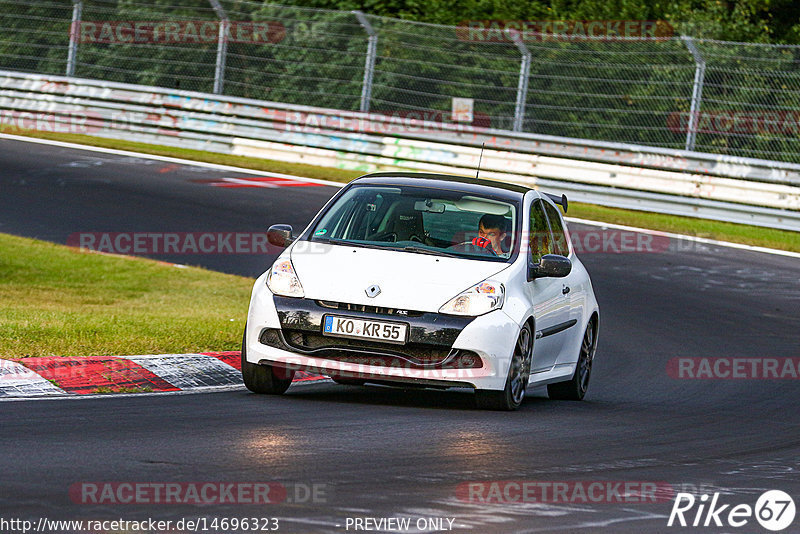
[
  {"xmin": 0, "ymin": 232, "xmax": 253, "ymax": 358},
  {"xmin": 5, "ymin": 129, "xmax": 799, "ymax": 253}
]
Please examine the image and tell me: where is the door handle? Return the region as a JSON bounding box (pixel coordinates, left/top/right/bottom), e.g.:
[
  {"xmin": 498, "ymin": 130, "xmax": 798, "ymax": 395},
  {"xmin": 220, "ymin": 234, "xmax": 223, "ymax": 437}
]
[{"xmin": 562, "ymin": 286, "xmax": 570, "ymax": 295}]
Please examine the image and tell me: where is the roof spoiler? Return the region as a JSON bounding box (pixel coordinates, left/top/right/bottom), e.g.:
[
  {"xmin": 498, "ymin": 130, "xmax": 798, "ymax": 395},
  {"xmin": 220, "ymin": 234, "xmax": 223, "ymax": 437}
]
[{"xmin": 544, "ymin": 193, "xmax": 568, "ymax": 213}]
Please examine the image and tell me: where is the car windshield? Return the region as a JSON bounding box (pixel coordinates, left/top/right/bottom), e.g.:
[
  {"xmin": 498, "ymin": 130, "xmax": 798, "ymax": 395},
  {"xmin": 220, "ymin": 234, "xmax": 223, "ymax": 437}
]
[{"xmin": 309, "ymin": 184, "xmax": 519, "ymax": 262}]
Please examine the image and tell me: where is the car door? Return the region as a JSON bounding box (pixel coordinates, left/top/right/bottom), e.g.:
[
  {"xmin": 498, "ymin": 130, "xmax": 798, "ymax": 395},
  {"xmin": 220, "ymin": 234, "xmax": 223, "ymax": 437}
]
[
  {"xmin": 527, "ymin": 198, "xmax": 573, "ymax": 373},
  {"xmin": 542, "ymin": 200, "xmax": 587, "ymax": 366}
]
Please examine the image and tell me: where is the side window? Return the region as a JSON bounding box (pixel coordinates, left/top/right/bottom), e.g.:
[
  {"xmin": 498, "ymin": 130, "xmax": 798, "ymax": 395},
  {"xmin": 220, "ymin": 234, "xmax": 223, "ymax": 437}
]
[
  {"xmin": 529, "ymin": 199, "xmax": 552, "ymax": 263},
  {"xmin": 542, "ymin": 202, "xmax": 570, "ymax": 256}
]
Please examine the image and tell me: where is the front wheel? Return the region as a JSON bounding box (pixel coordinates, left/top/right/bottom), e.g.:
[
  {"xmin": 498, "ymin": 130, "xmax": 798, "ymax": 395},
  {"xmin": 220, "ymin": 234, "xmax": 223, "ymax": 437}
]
[
  {"xmin": 547, "ymin": 319, "xmax": 597, "ymax": 401},
  {"xmin": 241, "ymin": 327, "xmax": 295, "ymax": 394},
  {"xmin": 476, "ymin": 323, "xmax": 532, "ymax": 411}
]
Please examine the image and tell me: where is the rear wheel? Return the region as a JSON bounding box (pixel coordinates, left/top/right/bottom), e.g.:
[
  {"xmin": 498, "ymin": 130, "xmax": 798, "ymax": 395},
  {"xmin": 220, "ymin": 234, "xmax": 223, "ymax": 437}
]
[
  {"xmin": 476, "ymin": 323, "xmax": 532, "ymax": 411},
  {"xmin": 241, "ymin": 327, "xmax": 295, "ymax": 394},
  {"xmin": 547, "ymin": 319, "xmax": 597, "ymax": 401}
]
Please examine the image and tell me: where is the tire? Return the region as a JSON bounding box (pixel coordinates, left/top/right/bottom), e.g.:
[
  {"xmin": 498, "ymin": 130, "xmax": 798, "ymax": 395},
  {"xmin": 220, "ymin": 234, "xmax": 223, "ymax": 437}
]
[
  {"xmin": 330, "ymin": 377, "xmax": 367, "ymax": 386},
  {"xmin": 241, "ymin": 327, "xmax": 295, "ymax": 394},
  {"xmin": 475, "ymin": 322, "xmax": 533, "ymax": 411},
  {"xmin": 548, "ymin": 319, "xmax": 597, "ymax": 401}
]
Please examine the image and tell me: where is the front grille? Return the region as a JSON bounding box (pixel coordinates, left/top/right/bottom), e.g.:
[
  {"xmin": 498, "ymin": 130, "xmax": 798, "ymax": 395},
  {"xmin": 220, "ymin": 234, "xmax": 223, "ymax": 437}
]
[
  {"xmin": 260, "ymin": 328, "xmax": 283, "ymax": 348},
  {"xmin": 285, "ymin": 330, "xmax": 449, "ymax": 363},
  {"xmin": 317, "ymin": 300, "xmax": 424, "ymax": 318},
  {"xmin": 259, "ymin": 328, "xmax": 482, "ymax": 369}
]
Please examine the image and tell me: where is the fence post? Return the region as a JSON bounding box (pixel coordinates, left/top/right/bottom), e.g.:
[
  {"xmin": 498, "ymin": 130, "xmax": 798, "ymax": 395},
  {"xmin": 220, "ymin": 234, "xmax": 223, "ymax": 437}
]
[
  {"xmin": 208, "ymin": 0, "xmax": 228, "ymax": 94},
  {"xmin": 682, "ymin": 36, "xmax": 706, "ymax": 152},
  {"xmin": 66, "ymin": 0, "xmax": 83, "ymax": 77},
  {"xmin": 508, "ymin": 29, "xmax": 531, "ymax": 132},
  {"xmin": 353, "ymin": 10, "xmax": 377, "ymax": 113}
]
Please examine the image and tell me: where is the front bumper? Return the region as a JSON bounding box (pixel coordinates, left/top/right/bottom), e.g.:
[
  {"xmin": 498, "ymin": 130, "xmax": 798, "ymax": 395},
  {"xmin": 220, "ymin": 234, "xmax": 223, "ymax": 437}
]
[{"xmin": 245, "ymin": 276, "xmax": 519, "ymax": 390}]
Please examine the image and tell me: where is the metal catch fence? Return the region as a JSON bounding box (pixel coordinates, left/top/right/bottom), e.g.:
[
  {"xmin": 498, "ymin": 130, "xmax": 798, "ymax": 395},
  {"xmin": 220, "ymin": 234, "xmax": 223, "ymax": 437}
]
[{"xmin": 1, "ymin": 0, "xmax": 800, "ymax": 162}]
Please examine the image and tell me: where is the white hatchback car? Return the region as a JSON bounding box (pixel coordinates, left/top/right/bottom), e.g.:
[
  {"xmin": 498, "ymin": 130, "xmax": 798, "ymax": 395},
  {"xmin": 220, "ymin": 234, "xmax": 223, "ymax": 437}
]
[{"xmin": 242, "ymin": 173, "xmax": 599, "ymax": 410}]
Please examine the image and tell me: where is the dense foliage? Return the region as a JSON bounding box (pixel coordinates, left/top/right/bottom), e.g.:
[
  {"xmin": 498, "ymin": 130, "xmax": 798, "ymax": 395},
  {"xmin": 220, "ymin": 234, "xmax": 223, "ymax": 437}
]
[
  {"xmin": 1, "ymin": 0, "xmax": 799, "ymax": 161},
  {"xmin": 299, "ymin": 0, "xmax": 800, "ymax": 44}
]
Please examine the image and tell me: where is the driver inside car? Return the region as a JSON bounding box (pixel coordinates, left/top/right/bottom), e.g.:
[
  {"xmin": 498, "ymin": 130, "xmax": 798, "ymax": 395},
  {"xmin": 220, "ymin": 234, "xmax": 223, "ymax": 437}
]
[{"xmin": 471, "ymin": 214, "xmax": 508, "ymax": 255}]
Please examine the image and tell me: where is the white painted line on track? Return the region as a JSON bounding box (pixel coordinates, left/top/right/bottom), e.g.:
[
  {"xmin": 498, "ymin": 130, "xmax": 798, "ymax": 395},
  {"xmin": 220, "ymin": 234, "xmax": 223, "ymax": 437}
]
[
  {"xmin": 0, "ymin": 133, "xmax": 345, "ymax": 187},
  {"xmin": 566, "ymin": 216, "xmax": 800, "ymax": 259}
]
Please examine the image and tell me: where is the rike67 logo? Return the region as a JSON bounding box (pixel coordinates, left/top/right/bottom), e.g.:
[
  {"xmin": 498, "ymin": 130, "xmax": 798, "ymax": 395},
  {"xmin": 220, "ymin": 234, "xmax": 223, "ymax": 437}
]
[{"xmin": 668, "ymin": 490, "xmax": 796, "ymax": 531}]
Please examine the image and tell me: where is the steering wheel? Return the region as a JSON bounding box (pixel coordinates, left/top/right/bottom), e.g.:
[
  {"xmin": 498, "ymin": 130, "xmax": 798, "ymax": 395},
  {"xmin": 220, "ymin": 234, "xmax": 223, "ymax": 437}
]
[
  {"xmin": 409, "ymin": 234, "xmax": 424, "ymax": 243},
  {"xmin": 447, "ymin": 240, "xmax": 498, "ymax": 256}
]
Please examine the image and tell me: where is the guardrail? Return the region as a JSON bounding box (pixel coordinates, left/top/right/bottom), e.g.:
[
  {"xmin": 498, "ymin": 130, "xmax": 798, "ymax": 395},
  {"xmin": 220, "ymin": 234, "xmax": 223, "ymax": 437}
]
[{"xmin": 1, "ymin": 69, "xmax": 799, "ymax": 231}]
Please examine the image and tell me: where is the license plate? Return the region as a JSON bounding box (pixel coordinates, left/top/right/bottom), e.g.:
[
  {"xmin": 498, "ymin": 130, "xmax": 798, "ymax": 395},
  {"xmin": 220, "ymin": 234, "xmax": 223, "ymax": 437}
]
[{"xmin": 322, "ymin": 315, "xmax": 408, "ymax": 345}]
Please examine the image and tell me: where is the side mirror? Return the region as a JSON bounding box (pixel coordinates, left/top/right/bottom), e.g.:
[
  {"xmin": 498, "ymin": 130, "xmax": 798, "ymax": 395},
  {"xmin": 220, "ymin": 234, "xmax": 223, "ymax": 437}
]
[
  {"xmin": 529, "ymin": 254, "xmax": 572, "ymax": 279},
  {"xmin": 267, "ymin": 224, "xmax": 294, "ymax": 248}
]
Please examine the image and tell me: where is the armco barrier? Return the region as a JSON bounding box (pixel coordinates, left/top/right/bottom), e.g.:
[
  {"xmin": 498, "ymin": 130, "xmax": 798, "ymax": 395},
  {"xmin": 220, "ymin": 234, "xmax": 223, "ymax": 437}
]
[{"xmin": 1, "ymin": 69, "xmax": 799, "ymax": 231}]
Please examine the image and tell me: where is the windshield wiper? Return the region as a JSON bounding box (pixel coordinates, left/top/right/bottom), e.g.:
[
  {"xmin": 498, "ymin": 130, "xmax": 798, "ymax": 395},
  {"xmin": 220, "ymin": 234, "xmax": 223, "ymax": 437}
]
[
  {"xmin": 317, "ymin": 239, "xmax": 460, "ymax": 258},
  {"xmin": 402, "ymin": 246, "xmax": 459, "ymax": 258},
  {"xmin": 317, "ymin": 238, "xmax": 388, "ymax": 251}
]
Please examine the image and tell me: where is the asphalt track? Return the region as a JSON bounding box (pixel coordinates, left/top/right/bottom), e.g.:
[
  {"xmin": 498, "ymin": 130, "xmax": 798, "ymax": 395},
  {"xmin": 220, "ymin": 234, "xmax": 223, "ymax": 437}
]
[{"xmin": 1, "ymin": 137, "xmax": 799, "ymax": 533}]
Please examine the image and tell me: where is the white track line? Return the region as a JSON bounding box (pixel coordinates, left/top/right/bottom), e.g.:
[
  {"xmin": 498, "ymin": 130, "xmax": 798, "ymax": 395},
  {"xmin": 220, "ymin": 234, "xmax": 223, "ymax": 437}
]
[
  {"xmin": 566, "ymin": 216, "xmax": 800, "ymax": 259},
  {"xmin": 0, "ymin": 133, "xmax": 345, "ymax": 187},
  {"xmin": 1, "ymin": 133, "xmax": 796, "ymax": 259}
]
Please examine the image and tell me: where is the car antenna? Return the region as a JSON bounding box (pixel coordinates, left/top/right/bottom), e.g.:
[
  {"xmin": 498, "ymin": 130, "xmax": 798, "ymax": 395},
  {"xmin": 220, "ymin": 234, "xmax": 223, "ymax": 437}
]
[{"xmin": 475, "ymin": 142, "xmax": 486, "ymax": 180}]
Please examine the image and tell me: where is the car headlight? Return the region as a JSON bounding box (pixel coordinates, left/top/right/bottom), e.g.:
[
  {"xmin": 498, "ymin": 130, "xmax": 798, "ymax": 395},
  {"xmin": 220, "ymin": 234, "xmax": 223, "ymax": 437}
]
[
  {"xmin": 266, "ymin": 259, "xmax": 304, "ymax": 298},
  {"xmin": 439, "ymin": 280, "xmax": 504, "ymax": 316}
]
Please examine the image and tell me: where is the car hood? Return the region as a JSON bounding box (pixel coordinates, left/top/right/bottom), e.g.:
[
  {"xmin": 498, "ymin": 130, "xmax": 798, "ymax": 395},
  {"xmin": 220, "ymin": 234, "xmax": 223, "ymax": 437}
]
[{"xmin": 290, "ymin": 243, "xmax": 510, "ymax": 313}]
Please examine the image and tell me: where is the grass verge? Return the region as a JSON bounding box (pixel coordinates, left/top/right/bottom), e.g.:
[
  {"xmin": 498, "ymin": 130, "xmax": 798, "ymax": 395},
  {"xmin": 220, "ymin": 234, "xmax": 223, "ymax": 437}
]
[
  {"xmin": 0, "ymin": 232, "xmax": 253, "ymax": 358},
  {"xmin": 4, "ymin": 129, "xmax": 798, "ymax": 253}
]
